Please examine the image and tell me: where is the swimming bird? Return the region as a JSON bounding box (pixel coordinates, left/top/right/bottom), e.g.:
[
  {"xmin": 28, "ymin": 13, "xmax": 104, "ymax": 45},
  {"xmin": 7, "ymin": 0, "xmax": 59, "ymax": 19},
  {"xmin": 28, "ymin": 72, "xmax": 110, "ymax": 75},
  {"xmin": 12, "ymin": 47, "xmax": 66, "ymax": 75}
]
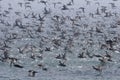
[
  {"xmin": 105, "ymin": 39, "xmax": 113, "ymax": 49},
  {"xmin": 55, "ymin": 53, "xmax": 66, "ymax": 60},
  {"xmin": 40, "ymin": 0, "xmax": 47, "ymax": 5},
  {"xmin": 28, "ymin": 0, "xmax": 35, "ymax": 1},
  {"xmin": 45, "ymin": 47, "xmax": 51, "ymax": 51},
  {"xmin": 31, "ymin": 12, "xmax": 37, "ymax": 18},
  {"xmin": 42, "ymin": 67, "xmax": 48, "ymax": 71},
  {"xmin": 13, "ymin": 64, "xmax": 24, "ymax": 68},
  {"xmin": 55, "ymin": 54, "xmax": 61, "ymax": 59},
  {"xmin": 24, "ymin": 13, "xmax": 30, "ymax": 18},
  {"xmin": 105, "ymin": 51, "xmax": 112, "ymax": 62},
  {"xmin": 105, "ymin": 51, "xmax": 111, "ymax": 58},
  {"xmin": 101, "ymin": 6, "xmax": 107, "ymax": 13},
  {"xmin": 93, "ymin": 54, "xmax": 102, "ymax": 58},
  {"xmin": 38, "ymin": 14, "xmax": 46, "ymax": 21},
  {"xmin": 92, "ymin": 65, "xmax": 103, "ymax": 72},
  {"xmin": 96, "ymin": 27, "xmax": 102, "ymax": 33},
  {"xmin": 18, "ymin": 2, "xmax": 23, "ymax": 7},
  {"xmin": 28, "ymin": 70, "xmax": 38, "ymax": 77},
  {"xmin": 67, "ymin": 2, "xmax": 72, "ymax": 6},
  {"xmin": 61, "ymin": 5, "xmax": 69, "ymax": 10},
  {"xmin": 96, "ymin": 8, "xmax": 100, "ymax": 15},
  {"xmin": 78, "ymin": 52, "xmax": 86, "ymax": 58},
  {"xmin": 44, "ymin": 7, "xmax": 51, "ymax": 15},
  {"xmin": 59, "ymin": 61, "xmax": 66, "ymax": 67},
  {"xmin": 17, "ymin": 46, "xmax": 26, "ymax": 54},
  {"xmin": 79, "ymin": 7, "xmax": 85, "ymax": 13},
  {"xmin": 109, "ymin": 3, "xmax": 116, "ymax": 9},
  {"xmin": 8, "ymin": 57, "xmax": 23, "ymax": 68}
]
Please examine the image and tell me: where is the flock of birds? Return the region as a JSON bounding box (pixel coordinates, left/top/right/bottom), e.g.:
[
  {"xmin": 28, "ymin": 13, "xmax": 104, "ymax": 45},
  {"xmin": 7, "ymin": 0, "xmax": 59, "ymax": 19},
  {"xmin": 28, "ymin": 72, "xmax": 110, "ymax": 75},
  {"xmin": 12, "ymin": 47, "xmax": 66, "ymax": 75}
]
[{"xmin": 0, "ymin": 0, "xmax": 120, "ymax": 78}]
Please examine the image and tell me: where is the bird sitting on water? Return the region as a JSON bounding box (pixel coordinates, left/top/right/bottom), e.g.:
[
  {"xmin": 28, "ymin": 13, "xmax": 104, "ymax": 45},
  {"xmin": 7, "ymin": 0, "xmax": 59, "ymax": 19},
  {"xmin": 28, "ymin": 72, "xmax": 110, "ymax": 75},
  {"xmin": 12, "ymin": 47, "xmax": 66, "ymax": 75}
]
[
  {"xmin": 92, "ymin": 65, "xmax": 103, "ymax": 72},
  {"xmin": 61, "ymin": 5, "xmax": 69, "ymax": 10},
  {"xmin": 55, "ymin": 53, "xmax": 67, "ymax": 60},
  {"xmin": 37, "ymin": 63, "xmax": 48, "ymax": 71},
  {"xmin": 105, "ymin": 52, "xmax": 112, "ymax": 62},
  {"xmin": 58, "ymin": 61, "xmax": 66, "ymax": 67},
  {"xmin": 78, "ymin": 52, "xmax": 86, "ymax": 58},
  {"xmin": 28, "ymin": 70, "xmax": 38, "ymax": 77},
  {"xmin": 13, "ymin": 64, "xmax": 24, "ymax": 68},
  {"xmin": 93, "ymin": 54, "xmax": 102, "ymax": 58}
]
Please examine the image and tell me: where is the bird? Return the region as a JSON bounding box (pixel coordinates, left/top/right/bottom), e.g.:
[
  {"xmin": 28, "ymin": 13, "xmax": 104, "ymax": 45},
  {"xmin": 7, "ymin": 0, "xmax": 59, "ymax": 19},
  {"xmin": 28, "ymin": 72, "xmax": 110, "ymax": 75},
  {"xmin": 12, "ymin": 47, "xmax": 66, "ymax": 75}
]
[
  {"xmin": 31, "ymin": 12, "xmax": 37, "ymax": 18},
  {"xmin": 55, "ymin": 54, "xmax": 61, "ymax": 59},
  {"xmin": 44, "ymin": 7, "xmax": 51, "ymax": 15},
  {"xmin": 79, "ymin": 7, "xmax": 85, "ymax": 13},
  {"xmin": 61, "ymin": 5, "xmax": 69, "ymax": 10},
  {"xmin": 18, "ymin": 2, "xmax": 23, "ymax": 7},
  {"xmin": 24, "ymin": 13, "xmax": 30, "ymax": 18},
  {"xmin": 105, "ymin": 39, "xmax": 113, "ymax": 45},
  {"xmin": 58, "ymin": 61, "xmax": 66, "ymax": 67},
  {"xmin": 105, "ymin": 52, "xmax": 112, "ymax": 62},
  {"xmin": 9, "ymin": 57, "xmax": 18, "ymax": 67},
  {"xmin": 28, "ymin": 70, "xmax": 38, "ymax": 77},
  {"xmin": 96, "ymin": 8, "xmax": 100, "ymax": 15},
  {"xmin": 93, "ymin": 54, "xmax": 102, "ymax": 58},
  {"xmin": 45, "ymin": 47, "xmax": 51, "ymax": 51},
  {"xmin": 38, "ymin": 14, "xmax": 46, "ymax": 21},
  {"xmin": 92, "ymin": 65, "xmax": 103, "ymax": 72},
  {"xmin": 13, "ymin": 64, "xmax": 24, "ymax": 68},
  {"xmin": 96, "ymin": 27, "xmax": 102, "ymax": 33},
  {"xmin": 40, "ymin": 0, "xmax": 47, "ymax": 5},
  {"xmin": 67, "ymin": 2, "xmax": 72, "ymax": 6},
  {"xmin": 109, "ymin": 3, "xmax": 116, "ymax": 8},
  {"xmin": 28, "ymin": 0, "xmax": 35, "ymax": 1},
  {"xmin": 105, "ymin": 51, "xmax": 111, "ymax": 59},
  {"xmin": 78, "ymin": 52, "xmax": 86, "ymax": 58},
  {"xmin": 105, "ymin": 39, "xmax": 113, "ymax": 49},
  {"xmin": 17, "ymin": 47, "xmax": 25, "ymax": 54},
  {"xmin": 42, "ymin": 67, "xmax": 48, "ymax": 71}
]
